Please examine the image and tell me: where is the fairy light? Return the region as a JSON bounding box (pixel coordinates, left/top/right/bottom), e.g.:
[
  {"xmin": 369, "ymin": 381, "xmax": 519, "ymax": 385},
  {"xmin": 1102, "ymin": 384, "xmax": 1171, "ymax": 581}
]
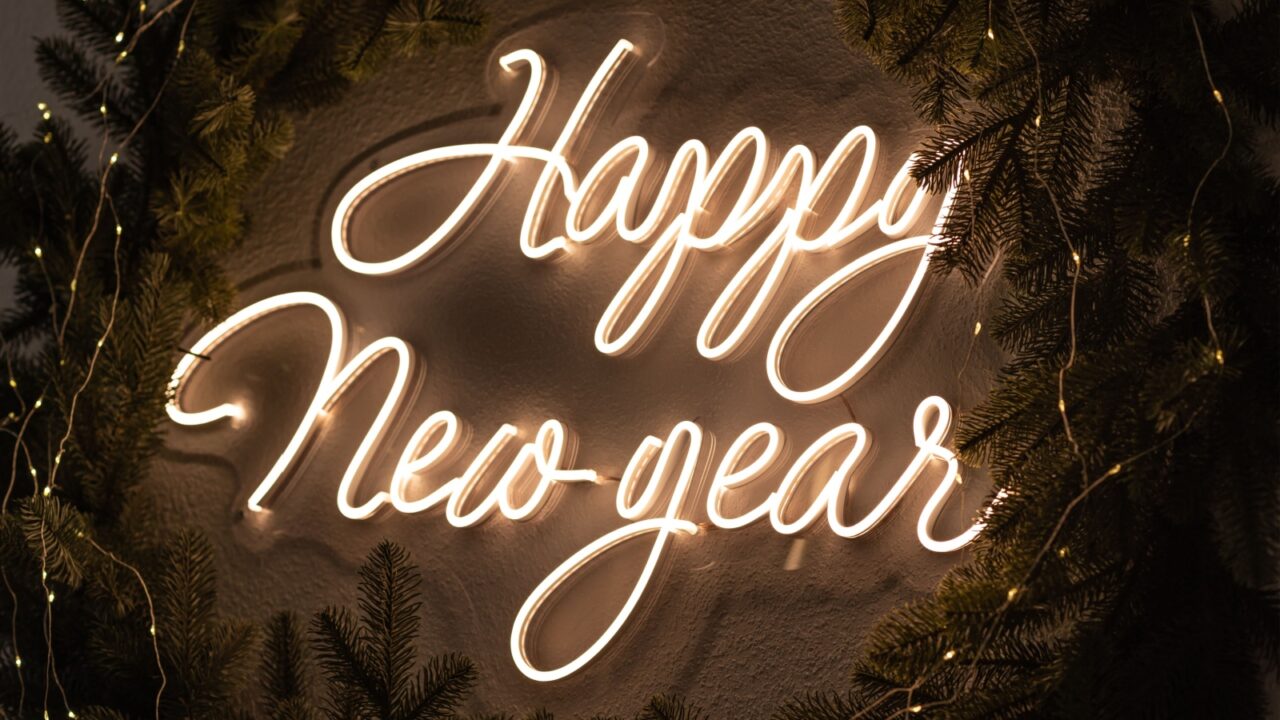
[
  {"xmin": 973, "ymin": 321, "xmax": 982, "ymax": 335},
  {"xmin": 84, "ymin": 534, "xmax": 166, "ymax": 720},
  {"xmin": 1006, "ymin": 587, "xmax": 1019, "ymax": 601},
  {"xmin": 910, "ymin": 704, "xmax": 924, "ymax": 713},
  {"xmin": 943, "ymin": 649, "xmax": 956, "ymax": 660},
  {"xmin": 114, "ymin": 32, "xmax": 124, "ymax": 43},
  {"xmin": 20, "ymin": 10, "xmax": 195, "ymax": 718},
  {"xmin": 109, "ymin": 152, "xmax": 119, "ymax": 165},
  {"xmin": 1186, "ymin": 13, "xmax": 1231, "ymax": 363}
]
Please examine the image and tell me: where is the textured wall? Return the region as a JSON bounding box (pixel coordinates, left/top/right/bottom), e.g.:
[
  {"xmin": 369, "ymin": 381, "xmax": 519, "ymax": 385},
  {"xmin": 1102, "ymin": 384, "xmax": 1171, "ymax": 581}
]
[{"xmin": 7, "ymin": 1, "xmax": 1005, "ymax": 716}]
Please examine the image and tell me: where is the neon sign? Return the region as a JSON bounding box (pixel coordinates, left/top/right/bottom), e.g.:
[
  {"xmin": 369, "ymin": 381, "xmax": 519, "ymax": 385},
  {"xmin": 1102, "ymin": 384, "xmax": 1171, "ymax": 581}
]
[{"xmin": 167, "ymin": 39, "xmax": 984, "ymax": 683}]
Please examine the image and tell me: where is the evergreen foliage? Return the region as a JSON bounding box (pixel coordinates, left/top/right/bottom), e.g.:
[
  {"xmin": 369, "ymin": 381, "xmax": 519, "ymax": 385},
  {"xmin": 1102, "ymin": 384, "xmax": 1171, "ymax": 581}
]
[
  {"xmin": 791, "ymin": 0, "xmax": 1280, "ymax": 717},
  {"xmin": 310, "ymin": 541, "xmax": 475, "ymax": 720},
  {"xmin": 0, "ymin": 0, "xmax": 486, "ymax": 717}
]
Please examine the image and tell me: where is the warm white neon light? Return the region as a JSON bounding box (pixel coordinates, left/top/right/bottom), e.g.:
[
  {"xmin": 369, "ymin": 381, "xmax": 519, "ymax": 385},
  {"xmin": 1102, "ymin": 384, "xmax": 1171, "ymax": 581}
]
[
  {"xmin": 511, "ymin": 421, "xmax": 703, "ymax": 682},
  {"xmin": 910, "ymin": 396, "xmax": 984, "ymax": 552},
  {"xmin": 166, "ymin": 292, "xmax": 413, "ymax": 519},
  {"xmin": 330, "ymin": 40, "xmax": 948, "ymax": 370},
  {"xmin": 705, "ymin": 422, "xmax": 783, "ymax": 529},
  {"xmin": 769, "ymin": 423, "xmax": 870, "ymax": 535},
  {"xmin": 522, "ymin": 39, "xmax": 637, "ymax": 259},
  {"xmin": 330, "ymin": 48, "xmax": 549, "ymax": 275},
  {"xmin": 170, "ymin": 38, "xmax": 995, "ymax": 685},
  {"xmin": 765, "ymin": 235, "xmax": 933, "ymax": 404},
  {"xmin": 390, "ymin": 415, "xmax": 596, "ymax": 524}
]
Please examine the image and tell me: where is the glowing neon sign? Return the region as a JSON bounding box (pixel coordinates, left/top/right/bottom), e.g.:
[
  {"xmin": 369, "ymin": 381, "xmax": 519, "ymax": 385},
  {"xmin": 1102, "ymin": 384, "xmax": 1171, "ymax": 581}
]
[{"xmin": 167, "ymin": 39, "xmax": 985, "ymax": 683}]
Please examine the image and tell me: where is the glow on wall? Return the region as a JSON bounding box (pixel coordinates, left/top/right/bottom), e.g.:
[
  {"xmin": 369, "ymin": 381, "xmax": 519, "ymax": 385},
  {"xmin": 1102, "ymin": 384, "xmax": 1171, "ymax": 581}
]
[{"xmin": 166, "ymin": 39, "xmax": 986, "ymax": 683}]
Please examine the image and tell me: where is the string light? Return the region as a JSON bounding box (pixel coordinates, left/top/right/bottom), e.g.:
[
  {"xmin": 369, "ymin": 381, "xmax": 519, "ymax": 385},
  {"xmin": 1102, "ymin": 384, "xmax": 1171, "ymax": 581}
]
[
  {"xmin": 910, "ymin": 704, "xmax": 924, "ymax": 714},
  {"xmin": 109, "ymin": 152, "xmax": 119, "ymax": 165},
  {"xmin": 1006, "ymin": 587, "xmax": 1019, "ymax": 601},
  {"xmin": 15, "ymin": 8, "xmax": 195, "ymax": 719},
  {"xmin": 114, "ymin": 32, "xmax": 124, "ymax": 43},
  {"xmin": 973, "ymin": 321, "xmax": 982, "ymax": 335},
  {"xmin": 986, "ymin": 27, "xmax": 995, "ymax": 40},
  {"xmin": 943, "ymin": 649, "xmax": 956, "ymax": 661}
]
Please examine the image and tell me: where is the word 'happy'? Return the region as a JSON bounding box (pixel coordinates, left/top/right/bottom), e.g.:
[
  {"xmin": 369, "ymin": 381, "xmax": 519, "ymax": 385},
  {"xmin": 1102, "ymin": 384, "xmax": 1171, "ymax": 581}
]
[{"xmin": 167, "ymin": 39, "xmax": 983, "ymax": 683}]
